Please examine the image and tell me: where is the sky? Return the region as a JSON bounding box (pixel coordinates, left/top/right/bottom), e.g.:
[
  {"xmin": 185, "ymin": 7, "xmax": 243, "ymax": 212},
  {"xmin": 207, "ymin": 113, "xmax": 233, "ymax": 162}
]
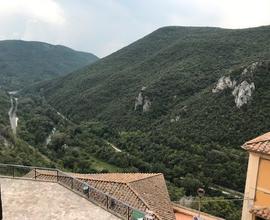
[{"xmin": 0, "ymin": 0, "xmax": 270, "ymax": 57}]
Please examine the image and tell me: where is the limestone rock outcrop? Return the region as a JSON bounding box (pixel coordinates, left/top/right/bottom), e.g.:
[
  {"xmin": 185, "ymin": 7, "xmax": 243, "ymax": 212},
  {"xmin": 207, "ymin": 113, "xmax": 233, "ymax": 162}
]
[
  {"xmin": 232, "ymin": 81, "xmax": 255, "ymax": 108},
  {"xmin": 212, "ymin": 62, "xmax": 260, "ymax": 108},
  {"xmin": 134, "ymin": 86, "xmax": 151, "ymax": 112}
]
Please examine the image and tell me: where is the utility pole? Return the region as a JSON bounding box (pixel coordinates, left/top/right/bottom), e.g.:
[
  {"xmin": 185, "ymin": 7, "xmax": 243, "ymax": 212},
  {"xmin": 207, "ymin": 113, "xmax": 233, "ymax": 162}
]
[{"xmin": 197, "ymin": 188, "xmax": 205, "ymax": 220}]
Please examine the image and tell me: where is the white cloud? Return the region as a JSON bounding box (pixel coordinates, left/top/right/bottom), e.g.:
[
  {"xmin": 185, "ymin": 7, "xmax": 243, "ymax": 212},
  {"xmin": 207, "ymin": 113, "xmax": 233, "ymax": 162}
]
[
  {"xmin": 0, "ymin": 0, "xmax": 65, "ymax": 25},
  {"xmin": 0, "ymin": 0, "xmax": 269, "ymax": 57},
  {"xmin": 216, "ymin": 0, "xmax": 270, "ymax": 28},
  {"xmin": 165, "ymin": 0, "xmax": 270, "ymax": 28}
]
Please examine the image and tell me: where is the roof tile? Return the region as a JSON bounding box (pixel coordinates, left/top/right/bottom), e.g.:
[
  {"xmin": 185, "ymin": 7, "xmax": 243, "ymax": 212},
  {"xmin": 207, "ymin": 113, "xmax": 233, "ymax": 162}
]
[
  {"xmin": 242, "ymin": 132, "xmax": 270, "ymax": 155},
  {"xmin": 27, "ymin": 170, "xmax": 175, "ymax": 220},
  {"xmin": 250, "ymin": 207, "xmax": 270, "ymax": 220}
]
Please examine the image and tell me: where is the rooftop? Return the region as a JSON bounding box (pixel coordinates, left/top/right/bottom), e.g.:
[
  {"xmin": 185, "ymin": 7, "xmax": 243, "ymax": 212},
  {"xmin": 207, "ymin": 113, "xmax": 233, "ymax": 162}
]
[
  {"xmin": 32, "ymin": 170, "xmax": 176, "ymax": 220},
  {"xmin": 0, "ymin": 164, "xmax": 223, "ymax": 220},
  {"xmin": 242, "ymin": 131, "xmax": 270, "ymax": 155},
  {"xmin": 0, "ymin": 178, "xmax": 119, "ymax": 220}
]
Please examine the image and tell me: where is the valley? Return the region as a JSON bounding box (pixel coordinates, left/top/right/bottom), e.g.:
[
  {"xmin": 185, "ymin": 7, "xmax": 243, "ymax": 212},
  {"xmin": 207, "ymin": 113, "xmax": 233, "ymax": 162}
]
[{"xmin": 1, "ymin": 26, "xmax": 270, "ymax": 220}]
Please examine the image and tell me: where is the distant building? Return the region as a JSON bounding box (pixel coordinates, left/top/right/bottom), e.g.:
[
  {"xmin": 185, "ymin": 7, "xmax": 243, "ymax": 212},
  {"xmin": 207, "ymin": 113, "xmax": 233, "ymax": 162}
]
[{"xmin": 241, "ymin": 132, "xmax": 270, "ymax": 220}]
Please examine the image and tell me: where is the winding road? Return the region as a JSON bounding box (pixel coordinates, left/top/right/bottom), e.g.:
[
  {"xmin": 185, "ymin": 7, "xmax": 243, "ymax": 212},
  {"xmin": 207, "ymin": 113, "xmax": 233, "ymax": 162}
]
[{"xmin": 8, "ymin": 91, "xmax": 19, "ymax": 135}]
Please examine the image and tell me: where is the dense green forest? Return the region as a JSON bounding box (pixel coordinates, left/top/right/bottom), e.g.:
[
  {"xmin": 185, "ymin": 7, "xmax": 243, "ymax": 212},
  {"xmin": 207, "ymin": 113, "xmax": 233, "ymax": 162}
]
[
  {"xmin": 26, "ymin": 25, "xmax": 270, "ymax": 192},
  {"xmin": 0, "ymin": 90, "xmax": 52, "ymax": 166},
  {"xmin": 1, "ymin": 26, "xmax": 270, "ymax": 220},
  {"xmin": 0, "ymin": 39, "xmax": 99, "ymax": 171},
  {"xmin": 0, "ymin": 40, "xmax": 98, "ymax": 90}
]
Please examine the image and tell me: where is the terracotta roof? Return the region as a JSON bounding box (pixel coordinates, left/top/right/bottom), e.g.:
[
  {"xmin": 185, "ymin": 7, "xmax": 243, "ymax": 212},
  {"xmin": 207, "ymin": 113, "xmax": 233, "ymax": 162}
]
[
  {"xmin": 242, "ymin": 132, "xmax": 270, "ymax": 155},
  {"xmin": 27, "ymin": 170, "xmax": 175, "ymax": 220},
  {"xmin": 250, "ymin": 207, "xmax": 270, "ymax": 220},
  {"xmin": 128, "ymin": 174, "xmax": 175, "ymax": 220},
  {"xmin": 69, "ymin": 173, "xmax": 160, "ymax": 183}
]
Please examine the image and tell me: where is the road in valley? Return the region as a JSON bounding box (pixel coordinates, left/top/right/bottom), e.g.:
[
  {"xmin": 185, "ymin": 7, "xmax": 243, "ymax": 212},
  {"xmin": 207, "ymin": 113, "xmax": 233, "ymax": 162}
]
[{"xmin": 8, "ymin": 91, "xmax": 19, "ymax": 135}]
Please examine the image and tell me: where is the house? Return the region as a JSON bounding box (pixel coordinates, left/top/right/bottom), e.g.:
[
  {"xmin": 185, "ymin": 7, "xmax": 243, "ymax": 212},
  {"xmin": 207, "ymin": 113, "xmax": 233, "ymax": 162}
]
[{"xmin": 241, "ymin": 132, "xmax": 270, "ymax": 220}]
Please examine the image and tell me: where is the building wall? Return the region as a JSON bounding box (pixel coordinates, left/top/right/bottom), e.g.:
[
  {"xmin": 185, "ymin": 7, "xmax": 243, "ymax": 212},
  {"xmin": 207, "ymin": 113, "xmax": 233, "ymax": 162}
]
[
  {"xmin": 241, "ymin": 153, "xmax": 260, "ymax": 220},
  {"xmin": 173, "ymin": 205, "xmax": 224, "ymax": 220},
  {"xmin": 175, "ymin": 212, "xmax": 193, "ymax": 220},
  {"xmin": 242, "ymin": 153, "xmax": 270, "ymax": 220},
  {"xmin": 255, "ymin": 158, "xmax": 270, "ymax": 206}
]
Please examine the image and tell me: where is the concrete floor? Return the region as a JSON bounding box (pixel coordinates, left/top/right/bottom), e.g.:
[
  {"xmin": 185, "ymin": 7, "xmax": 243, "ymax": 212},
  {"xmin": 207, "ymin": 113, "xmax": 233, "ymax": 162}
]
[{"xmin": 0, "ymin": 178, "xmax": 120, "ymax": 220}]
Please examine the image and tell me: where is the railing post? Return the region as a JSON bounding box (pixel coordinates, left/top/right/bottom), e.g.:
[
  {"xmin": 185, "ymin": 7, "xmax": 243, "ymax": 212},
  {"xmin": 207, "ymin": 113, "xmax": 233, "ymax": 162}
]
[
  {"xmin": 106, "ymin": 195, "xmax": 109, "ymax": 209},
  {"xmin": 12, "ymin": 166, "xmax": 15, "ymax": 178},
  {"xmin": 127, "ymin": 207, "xmax": 130, "ymax": 220},
  {"xmin": 71, "ymin": 178, "xmax": 74, "ymax": 190},
  {"xmin": 34, "ymin": 168, "xmax": 37, "ymax": 180},
  {"xmin": 56, "ymin": 170, "xmax": 59, "ymax": 182}
]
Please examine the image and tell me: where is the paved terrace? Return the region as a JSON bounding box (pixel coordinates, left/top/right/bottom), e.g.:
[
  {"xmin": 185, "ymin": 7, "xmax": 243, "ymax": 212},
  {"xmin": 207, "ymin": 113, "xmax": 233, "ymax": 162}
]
[{"xmin": 0, "ymin": 178, "xmax": 120, "ymax": 220}]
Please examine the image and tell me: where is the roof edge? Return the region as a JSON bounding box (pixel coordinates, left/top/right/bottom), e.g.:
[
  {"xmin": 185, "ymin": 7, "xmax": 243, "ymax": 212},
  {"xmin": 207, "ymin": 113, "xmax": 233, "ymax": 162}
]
[{"xmin": 128, "ymin": 173, "xmax": 163, "ymax": 183}]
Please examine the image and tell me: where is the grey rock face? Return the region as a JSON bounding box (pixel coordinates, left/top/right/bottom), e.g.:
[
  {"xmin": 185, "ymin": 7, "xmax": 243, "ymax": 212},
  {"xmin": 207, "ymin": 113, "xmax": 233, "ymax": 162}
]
[
  {"xmin": 212, "ymin": 62, "xmax": 260, "ymax": 108},
  {"xmin": 134, "ymin": 92, "xmax": 144, "ymax": 110},
  {"xmin": 134, "ymin": 86, "xmax": 151, "ymax": 112},
  {"xmin": 212, "ymin": 76, "xmax": 236, "ymax": 93},
  {"xmin": 241, "ymin": 62, "xmax": 260, "ymax": 75},
  {"xmin": 143, "ymin": 96, "xmax": 151, "ymax": 112},
  {"xmin": 170, "ymin": 116, "xmax": 180, "ymax": 123},
  {"xmin": 232, "ymin": 81, "xmax": 255, "ymax": 108}
]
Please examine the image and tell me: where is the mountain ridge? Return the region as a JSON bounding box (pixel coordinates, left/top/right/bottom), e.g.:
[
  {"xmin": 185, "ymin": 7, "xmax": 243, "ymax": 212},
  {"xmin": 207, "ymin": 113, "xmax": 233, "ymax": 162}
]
[
  {"xmin": 0, "ymin": 40, "xmax": 99, "ymax": 90},
  {"xmin": 16, "ymin": 26, "xmax": 270, "ymax": 218},
  {"xmin": 33, "ymin": 25, "xmax": 270, "ymax": 127}
]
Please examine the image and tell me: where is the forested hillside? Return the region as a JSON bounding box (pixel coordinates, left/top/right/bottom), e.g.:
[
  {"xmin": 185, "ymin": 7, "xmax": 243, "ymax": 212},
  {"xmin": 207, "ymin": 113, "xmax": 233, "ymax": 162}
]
[
  {"xmin": 0, "ymin": 90, "xmax": 9, "ymax": 127},
  {"xmin": 0, "ymin": 40, "xmax": 98, "ymax": 90},
  {"xmin": 26, "ymin": 26, "xmax": 270, "ymax": 192},
  {"xmin": 14, "ymin": 26, "xmax": 270, "ymax": 220},
  {"xmin": 0, "ymin": 90, "xmax": 51, "ymax": 166},
  {"xmin": 0, "ymin": 40, "xmax": 99, "ymax": 168}
]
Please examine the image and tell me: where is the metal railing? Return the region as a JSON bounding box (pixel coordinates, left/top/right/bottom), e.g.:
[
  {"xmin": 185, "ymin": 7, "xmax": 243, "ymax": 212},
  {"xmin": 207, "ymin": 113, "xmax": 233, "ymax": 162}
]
[{"xmin": 0, "ymin": 163, "xmax": 148, "ymax": 220}]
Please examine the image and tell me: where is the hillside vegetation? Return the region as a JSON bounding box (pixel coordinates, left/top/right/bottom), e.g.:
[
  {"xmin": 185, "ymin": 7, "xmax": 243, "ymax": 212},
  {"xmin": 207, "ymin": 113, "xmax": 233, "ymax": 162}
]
[
  {"xmin": 0, "ymin": 40, "xmax": 99, "ymax": 168},
  {"xmin": 27, "ymin": 25, "xmax": 270, "ymax": 193},
  {"xmin": 0, "ymin": 90, "xmax": 52, "ymax": 167},
  {"xmin": 0, "ymin": 40, "xmax": 98, "ymax": 90},
  {"xmin": 10, "ymin": 26, "xmax": 269, "ymax": 220}
]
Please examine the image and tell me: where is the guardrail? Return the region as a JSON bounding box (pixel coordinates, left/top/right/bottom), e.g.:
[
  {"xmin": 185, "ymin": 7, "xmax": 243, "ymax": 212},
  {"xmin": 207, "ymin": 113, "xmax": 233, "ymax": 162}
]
[{"xmin": 0, "ymin": 163, "xmax": 148, "ymax": 220}]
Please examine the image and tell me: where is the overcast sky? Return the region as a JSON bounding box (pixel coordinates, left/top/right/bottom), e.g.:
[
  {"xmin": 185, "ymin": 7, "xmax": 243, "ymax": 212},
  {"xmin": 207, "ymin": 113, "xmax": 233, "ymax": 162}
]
[{"xmin": 0, "ymin": 0, "xmax": 270, "ymax": 57}]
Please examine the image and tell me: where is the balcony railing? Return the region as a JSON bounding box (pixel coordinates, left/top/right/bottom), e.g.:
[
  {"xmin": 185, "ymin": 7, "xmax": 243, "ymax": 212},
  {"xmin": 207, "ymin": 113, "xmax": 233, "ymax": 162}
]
[{"xmin": 0, "ymin": 163, "xmax": 148, "ymax": 220}]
